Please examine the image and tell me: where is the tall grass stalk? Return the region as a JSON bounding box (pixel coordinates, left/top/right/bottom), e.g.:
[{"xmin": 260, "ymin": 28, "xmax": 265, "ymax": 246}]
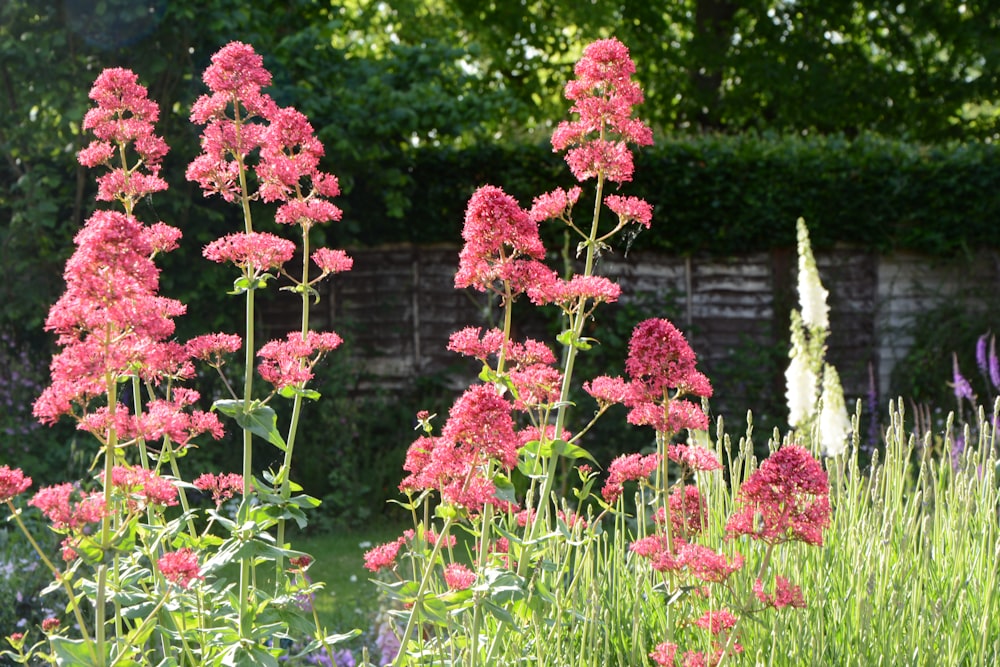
[{"xmin": 737, "ymin": 400, "xmax": 1000, "ymax": 666}]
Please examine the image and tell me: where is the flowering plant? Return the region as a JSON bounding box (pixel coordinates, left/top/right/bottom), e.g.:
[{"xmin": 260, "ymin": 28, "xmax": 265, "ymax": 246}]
[
  {"xmin": 2, "ymin": 45, "xmax": 354, "ymax": 666},
  {"xmin": 1, "ymin": 36, "xmax": 834, "ymax": 667},
  {"xmin": 360, "ymin": 39, "xmax": 832, "ymax": 666}
]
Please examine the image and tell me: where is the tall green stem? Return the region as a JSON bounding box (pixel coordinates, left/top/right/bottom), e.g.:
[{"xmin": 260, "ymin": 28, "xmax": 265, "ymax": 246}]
[
  {"xmin": 236, "ymin": 133, "xmax": 257, "ymax": 639},
  {"xmin": 276, "ymin": 229, "xmax": 312, "ymax": 583}
]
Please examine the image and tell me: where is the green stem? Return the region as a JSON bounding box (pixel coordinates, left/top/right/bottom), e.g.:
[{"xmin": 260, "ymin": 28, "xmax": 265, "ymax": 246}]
[
  {"xmin": 97, "ymin": 361, "xmax": 119, "ymax": 662},
  {"xmin": 393, "ymin": 515, "xmax": 455, "ymax": 667},
  {"xmin": 276, "ymin": 228, "xmax": 312, "ymax": 584},
  {"xmin": 238, "ymin": 282, "xmax": 256, "ymax": 639}
]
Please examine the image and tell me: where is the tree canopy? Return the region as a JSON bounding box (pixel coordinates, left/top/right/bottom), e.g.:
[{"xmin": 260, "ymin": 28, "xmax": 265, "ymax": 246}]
[{"xmin": 3, "ymin": 0, "xmax": 1000, "ymax": 331}]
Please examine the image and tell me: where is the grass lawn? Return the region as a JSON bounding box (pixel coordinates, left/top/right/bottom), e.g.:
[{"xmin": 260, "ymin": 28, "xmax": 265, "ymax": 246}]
[{"xmin": 289, "ymin": 523, "xmax": 409, "ymax": 636}]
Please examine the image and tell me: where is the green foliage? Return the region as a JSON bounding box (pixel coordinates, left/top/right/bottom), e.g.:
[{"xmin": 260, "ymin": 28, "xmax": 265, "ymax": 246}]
[
  {"xmin": 890, "ymin": 295, "xmax": 1000, "ymax": 408},
  {"xmin": 395, "ymin": 134, "xmax": 1000, "ymax": 257}
]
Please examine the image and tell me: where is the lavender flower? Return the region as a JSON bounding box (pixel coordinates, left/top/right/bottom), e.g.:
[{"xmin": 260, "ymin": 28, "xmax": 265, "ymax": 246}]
[
  {"xmin": 990, "ymin": 335, "xmax": 1000, "ymax": 390},
  {"xmin": 953, "ymin": 353, "xmax": 974, "ymax": 402}
]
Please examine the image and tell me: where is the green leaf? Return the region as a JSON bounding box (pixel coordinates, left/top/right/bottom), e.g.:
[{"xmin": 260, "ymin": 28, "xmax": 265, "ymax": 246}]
[
  {"xmin": 213, "ymin": 399, "xmax": 287, "ymax": 451},
  {"xmin": 277, "ymin": 385, "xmax": 322, "ymax": 401},
  {"xmin": 50, "ymin": 636, "xmax": 105, "ymax": 666},
  {"xmin": 493, "ymin": 473, "xmax": 518, "ymax": 504}
]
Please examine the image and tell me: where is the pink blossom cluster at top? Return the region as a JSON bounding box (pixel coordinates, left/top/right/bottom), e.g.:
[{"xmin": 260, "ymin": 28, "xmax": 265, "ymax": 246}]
[
  {"xmin": 725, "ymin": 445, "xmax": 831, "ymax": 546},
  {"xmin": 551, "ymin": 38, "xmax": 653, "ymax": 184},
  {"xmin": 78, "ymin": 68, "xmax": 168, "ymax": 204},
  {"xmin": 186, "ymin": 42, "xmax": 344, "ymax": 234}
]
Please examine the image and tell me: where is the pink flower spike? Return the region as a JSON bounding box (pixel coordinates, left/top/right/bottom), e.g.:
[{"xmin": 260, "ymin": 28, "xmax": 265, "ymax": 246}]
[{"xmin": 0, "ymin": 466, "xmax": 31, "ymax": 503}]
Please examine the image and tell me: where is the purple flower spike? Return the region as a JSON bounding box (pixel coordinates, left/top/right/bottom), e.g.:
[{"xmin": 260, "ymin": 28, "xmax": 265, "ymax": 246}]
[
  {"xmin": 977, "ymin": 332, "xmax": 990, "ymax": 377},
  {"xmin": 953, "ymin": 353, "xmax": 974, "ymax": 402},
  {"xmin": 989, "ymin": 335, "xmax": 1000, "ymax": 390}
]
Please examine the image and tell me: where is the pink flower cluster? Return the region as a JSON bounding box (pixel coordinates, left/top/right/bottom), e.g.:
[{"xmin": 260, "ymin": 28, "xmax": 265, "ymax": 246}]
[
  {"xmin": 111, "ymin": 466, "xmax": 179, "ymax": 510},
  {"xmin": 551, "ymin": 38, "xmax": 653, "ymax": 184},
  {"xmin": 725, "ymin": 445, "xmax": 831, "ymax": 546},
  {"xmin": 454, "ymin": 185, "xmax": 547, "ymax": 295},
  {"xmin": 630, "ymin": 536, "xmax": 744, "ymax": 584},
  {"xmin": 601, "ymin": 452, "xmax": 660, "ymax": 503},
  {"xmin": 79, "ymin": 68, "xmax": 168, "ymax": 203},
  {"xmin": 257, "ymin": 330, "xmax": 344, "ymax": 391},
  {"xmin": 186, "ymin": 40, "xmax": 346, "ymax": 242},
  {"xmin": 586, "ymin": 318, "xmax": 713, "ymax": 437},
  {"xmin": 193, "ymin": 472, "xmax": 245, "ymax": 506},
  {"xmin": 158, "ymin": 548, "xmax": 203, "ymax": 588},
  {"xmin": 0, "ymin": 466, "xmax": 31, "ymax": 503},
  {"xmin": 400, "ymin": 384, "xmax": 519, "ymax": 512},
  {"xmin": 29, "ymin": 484, "xmax": 107, "ymax": 531}
]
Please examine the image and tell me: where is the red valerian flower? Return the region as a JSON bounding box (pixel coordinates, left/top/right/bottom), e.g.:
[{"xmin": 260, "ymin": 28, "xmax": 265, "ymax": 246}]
[
  {"xmin": 650, "ymin": 642, "xmax": 678, "ymax": 666},
  {"xmin": 455, "ymin": 185, "xmax": 546, "ymax": 295},
  {"xmin": 29, "ymin": 484, "xmax": 107, "ymax": 530},
  {"xmin": 753, "ymin": 575, "xmax": 806, "ymax": 609},
  {"xmin": 363, "ymin": 537, "xmax": 405, "ymax": 572},
  {"xmin": 203, "ymin": 232, "xmax": 296, "ymax": 273},
  {"xmin": 256, "ymin": 330, "xmax": 343, "ymax": 391},
  {"xmin": 667, "ymin": 444, "xmax": 722, "ymax": 472},
  {"xmin": 186, "ymin": 333, "xmax": 242, "ymax": 366},
  {"xmin": 443, "ymin": 563, "xmax": 476, "ymax": 591},
  {"xmin": 158, "ymin": 548, "xmax": 203, "ymax": 588},
  {"xmin": 111, "ymin": 465, "xmax": 179, "ymax": 509},
  {"xmin": 312, "ymin": 248, "xmax": 353, "ymax": 275},
  {"xmin": 550, "ymin": 38, "xmax": 652, "ymax": 183},
  {"xmin": 529, "ymin": 186, "xmax": 582, "ymax": 222},
  {"xmin": 694, "ymin": 609, "xmax": 739, "ymax": 635},
  {"xmin": 657, "ymin": 484, "xmax": 708, "ymax": 538},
  {"xmin": 41, "ymin": 618, "xmax": 60, "ymax": 633},
  {"xmin": 0, "ymin": 466, "xmax": 31, "ymax": 503},
  {"xmin": 602, "ymin": 452, "xmax": 660, "ymax": 503},
  {"xmin": 193, "ymin": 472, "xmax": 245, "ymax": 506},
  {"xmin": 726, "ymin": 445, "xmax": 831, "ymax": 546},
  {"xmin": 604, "ymin": 194, "xmax": 653, "ymax": 229}
]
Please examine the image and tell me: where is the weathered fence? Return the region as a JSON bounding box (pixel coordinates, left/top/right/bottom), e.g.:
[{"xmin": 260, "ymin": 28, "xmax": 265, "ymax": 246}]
[{"xmin": 261, "ymin": 243, "xmax": 1000, "ymax": 412}]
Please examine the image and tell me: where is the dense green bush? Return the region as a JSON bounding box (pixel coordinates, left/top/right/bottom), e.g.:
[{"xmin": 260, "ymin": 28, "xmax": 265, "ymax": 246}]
[{"xmin": 377, "ymin": 134, "xmax": 1000, "ymax": 257}]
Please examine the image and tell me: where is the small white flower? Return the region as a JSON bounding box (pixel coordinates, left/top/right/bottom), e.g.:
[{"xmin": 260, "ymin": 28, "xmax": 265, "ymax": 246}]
[{"xmin": 358, "ymin": 541, "xmax": 372, "ymax": 549}]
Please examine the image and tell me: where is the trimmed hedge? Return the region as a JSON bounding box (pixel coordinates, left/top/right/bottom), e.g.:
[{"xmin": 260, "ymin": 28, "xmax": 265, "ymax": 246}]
[{"xmin": 351, "ymin": 133, "xmax": 1000, "ymax": 257}]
